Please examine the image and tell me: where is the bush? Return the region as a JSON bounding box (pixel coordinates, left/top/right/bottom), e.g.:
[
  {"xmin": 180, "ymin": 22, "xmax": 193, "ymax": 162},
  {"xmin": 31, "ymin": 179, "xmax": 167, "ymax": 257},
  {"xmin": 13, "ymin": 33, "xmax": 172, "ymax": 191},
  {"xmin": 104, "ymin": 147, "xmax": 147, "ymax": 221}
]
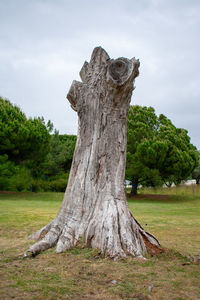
[
  {"xmin": 48, "ymin": 178, "xmax": 66, "ymax": 192},
  {"xmin": 0, "ymin": 156, "xmax": 31, "ymax": 191},
  {"xmin": 31, "ymin": 178, "xmax": 47, "ymax": 192},
  {"xmin": 0, "ymin": 156, "xmax": 69, "ymax": 192},
  {"xmin": 31, "ymin": 173, "xmax": 69, "ymax": 192},
  {"xmin": 8, "ymin": 166, "xmax": 31, "ymax": 192},
  {"xmin": 0, "ymin": 155, "xmax": 15, "ymax": 190}
]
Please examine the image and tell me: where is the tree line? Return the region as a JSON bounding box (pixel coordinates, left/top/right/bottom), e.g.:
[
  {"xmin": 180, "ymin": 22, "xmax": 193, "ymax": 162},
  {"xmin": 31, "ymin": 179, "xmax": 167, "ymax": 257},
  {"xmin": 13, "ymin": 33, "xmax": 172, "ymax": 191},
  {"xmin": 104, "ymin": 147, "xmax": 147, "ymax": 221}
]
[
  {"xmin": 0, "ymin": 96, "xmax": 199, "ymax": 193},
  {"xmin": 0, "ymin": 97, "xmax": 75, "ymax": 192}
]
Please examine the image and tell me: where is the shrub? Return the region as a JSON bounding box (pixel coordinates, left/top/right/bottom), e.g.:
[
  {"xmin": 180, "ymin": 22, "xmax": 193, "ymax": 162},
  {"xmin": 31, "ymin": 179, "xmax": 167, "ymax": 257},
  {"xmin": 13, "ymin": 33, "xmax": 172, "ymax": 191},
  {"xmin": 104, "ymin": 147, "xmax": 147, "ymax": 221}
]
[
  {"xmin": 48, "ymin": 177, "xmax": 68, "ymax": 192},
  {"xmin": 0, "ymin": 155, "xmax": 15, "ymax": 190},
  {"xmin": 8, "ymin": 166, "xmax": 31, "ymax": 191},
  {"xmin": 31, "ymin": 173, "xmax": 69, "ymax": 192},
  {"xmin": 0, "ymin": 156, "xmax": 31, "ymax": 191}
]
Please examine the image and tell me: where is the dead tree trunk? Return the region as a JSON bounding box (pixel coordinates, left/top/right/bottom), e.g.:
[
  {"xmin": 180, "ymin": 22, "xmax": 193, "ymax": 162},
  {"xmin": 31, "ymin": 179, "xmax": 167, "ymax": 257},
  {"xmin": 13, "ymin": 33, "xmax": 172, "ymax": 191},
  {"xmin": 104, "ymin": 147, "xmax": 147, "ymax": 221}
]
[{"xmin": 25, "ymin": 47, "xmax": 161, "ymax": 259}]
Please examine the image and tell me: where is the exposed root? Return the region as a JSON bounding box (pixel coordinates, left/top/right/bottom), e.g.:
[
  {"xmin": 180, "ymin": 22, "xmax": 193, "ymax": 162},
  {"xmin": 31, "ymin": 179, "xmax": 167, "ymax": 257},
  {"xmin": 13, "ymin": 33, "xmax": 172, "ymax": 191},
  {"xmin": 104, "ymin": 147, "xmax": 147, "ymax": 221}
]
[
  {"xmin": 83, "ymin": 200, "xmax": 161, "ymax": 260},
  {"xmin": 129, "ymin": 211, "xmax": 163, "ymax": 255},
  {"xmin": 28, "ymin": 222, "xmax": 53, "ymax": 241},
  {"xmin": 25, "ymin": 201, "xmax": 162, "ymax": 260},
  {"xmin": 56, "ymin": 225, "xmax": 77, "ymax": 253},
  {"xmin": 24, "ymin": 224, "xmax": 62, "ymax": 257},
  {"xmin": 141, "ymin": 232, "xmax": 163, "ymax": 256}
]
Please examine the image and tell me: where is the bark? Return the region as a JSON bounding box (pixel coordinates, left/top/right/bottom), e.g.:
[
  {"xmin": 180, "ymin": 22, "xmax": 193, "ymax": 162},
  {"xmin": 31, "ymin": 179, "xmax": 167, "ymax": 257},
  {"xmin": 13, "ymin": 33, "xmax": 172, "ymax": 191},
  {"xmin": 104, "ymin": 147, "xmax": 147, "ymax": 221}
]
[{"xmin": 25, "ymin": 47, "xmax": 162, "ymax": 259}]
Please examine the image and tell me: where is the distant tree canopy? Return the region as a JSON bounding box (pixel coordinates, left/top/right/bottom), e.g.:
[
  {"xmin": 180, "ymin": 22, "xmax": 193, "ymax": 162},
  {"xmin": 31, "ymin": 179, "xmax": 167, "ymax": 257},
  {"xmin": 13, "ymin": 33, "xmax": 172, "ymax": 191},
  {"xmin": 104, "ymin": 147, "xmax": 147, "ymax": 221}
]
[
  {"xmin": 192, "ymin": 150, "xmax": 200, "ymax": 184},
  {"xmin": 0, "ymin": 97, "xmax": 53, "ymax": 190},
  {"xmin": 126, "ymin": 105, "xmax": 198, "ymax": 195},
  {"xmin": 1, "ymin": 97, "xmax": 197, "ymax": 193},
  {"xmin": 0, "ymin": 97, "xmax": 51, "ymax": 165},
  {"xmin": 44, "ymin": 132, "xmax": 76, "ymax": 177},
  {"xmin": 0, "ymin": 96, "xmax": 76, "ymax": 192}
]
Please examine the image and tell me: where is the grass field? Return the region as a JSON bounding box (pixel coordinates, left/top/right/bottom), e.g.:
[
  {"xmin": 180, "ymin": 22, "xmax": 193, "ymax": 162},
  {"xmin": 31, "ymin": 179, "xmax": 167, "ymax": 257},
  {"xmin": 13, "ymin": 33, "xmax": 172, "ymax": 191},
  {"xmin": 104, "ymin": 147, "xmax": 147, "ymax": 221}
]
[{"xmin": 0, "ymin": 187, "xmax": 200, "ymax": 300}]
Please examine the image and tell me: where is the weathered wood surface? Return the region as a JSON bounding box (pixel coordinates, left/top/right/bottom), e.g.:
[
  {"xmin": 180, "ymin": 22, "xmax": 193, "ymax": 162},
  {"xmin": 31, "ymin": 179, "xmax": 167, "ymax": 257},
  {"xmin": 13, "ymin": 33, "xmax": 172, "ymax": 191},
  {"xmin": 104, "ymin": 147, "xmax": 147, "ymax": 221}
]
[{"xmin": 25, "ymin": 47, "xmax": 161, "ymax": 259}]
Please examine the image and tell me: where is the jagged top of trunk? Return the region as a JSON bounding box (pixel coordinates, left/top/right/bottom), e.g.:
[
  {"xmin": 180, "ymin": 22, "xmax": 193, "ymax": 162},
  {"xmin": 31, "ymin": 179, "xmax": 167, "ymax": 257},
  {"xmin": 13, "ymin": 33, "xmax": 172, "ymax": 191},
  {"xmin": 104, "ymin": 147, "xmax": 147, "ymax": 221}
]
[{"xmin": 67, "ymin": 46, "xmax": 140, "ymax": 111}]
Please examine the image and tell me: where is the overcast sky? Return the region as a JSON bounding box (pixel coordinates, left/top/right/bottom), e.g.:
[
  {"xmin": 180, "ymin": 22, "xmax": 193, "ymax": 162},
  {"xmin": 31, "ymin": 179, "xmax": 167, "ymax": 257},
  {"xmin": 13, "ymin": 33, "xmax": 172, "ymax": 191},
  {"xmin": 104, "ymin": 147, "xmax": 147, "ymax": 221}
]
[{"xmin": 0, "ymin": 0, "xmax": 199, "ymax": 149}]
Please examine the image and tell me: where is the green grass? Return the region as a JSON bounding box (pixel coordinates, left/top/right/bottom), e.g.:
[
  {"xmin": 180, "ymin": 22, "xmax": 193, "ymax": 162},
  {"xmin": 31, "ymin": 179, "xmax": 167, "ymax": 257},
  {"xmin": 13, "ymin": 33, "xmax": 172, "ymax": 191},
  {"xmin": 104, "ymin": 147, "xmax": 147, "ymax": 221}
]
[
  {"xmin": 128, "ymin": 190, "xmax": 200, "ymax": 255},
  {"xmin": 0, "ymin": 188, "xmax": 200, "ymax": 299}
]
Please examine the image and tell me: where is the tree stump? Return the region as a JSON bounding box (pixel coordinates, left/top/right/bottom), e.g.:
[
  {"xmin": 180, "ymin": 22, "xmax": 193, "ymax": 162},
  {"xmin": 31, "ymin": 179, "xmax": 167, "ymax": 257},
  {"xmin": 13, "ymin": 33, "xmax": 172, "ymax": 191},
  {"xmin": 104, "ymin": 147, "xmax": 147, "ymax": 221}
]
[{"xmin": 25, "ymin": 47, "xmax": 161, "ymax": 259}]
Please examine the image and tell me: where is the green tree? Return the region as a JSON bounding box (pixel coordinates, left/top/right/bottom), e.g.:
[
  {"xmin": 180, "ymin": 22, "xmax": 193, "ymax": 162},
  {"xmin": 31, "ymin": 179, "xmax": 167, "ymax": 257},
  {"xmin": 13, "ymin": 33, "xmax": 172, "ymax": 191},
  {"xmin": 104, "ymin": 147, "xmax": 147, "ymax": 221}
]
[
  {"xmin": 0, "ymin": 154, "xmax": 16, "ymax": 190},
  {"xmin": 126, "ymin": 105, "xmax": 198, "ymax": 195},
  {"xmin": 28, "ymin": 132, "xmax": 76, "ymax": 192},
  {"xmin": 0, "ymin": 96, "xmax": 51, "ymax": 179},
  {"xmin": 44, "ymin": 131, "xmax": 76, "ymax": 177},
  {"xmin": 192, "ymin": 150, "xmax": 200, "ymax": 184}
]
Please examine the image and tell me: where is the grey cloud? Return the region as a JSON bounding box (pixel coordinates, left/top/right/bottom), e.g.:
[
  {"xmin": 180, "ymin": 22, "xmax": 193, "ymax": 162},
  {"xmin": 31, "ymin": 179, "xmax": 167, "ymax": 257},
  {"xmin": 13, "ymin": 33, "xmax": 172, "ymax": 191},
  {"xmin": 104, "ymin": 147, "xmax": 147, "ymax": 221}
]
[{"xmin": 0, "ymin": 0, "xmax": 199, "ymax": 149}]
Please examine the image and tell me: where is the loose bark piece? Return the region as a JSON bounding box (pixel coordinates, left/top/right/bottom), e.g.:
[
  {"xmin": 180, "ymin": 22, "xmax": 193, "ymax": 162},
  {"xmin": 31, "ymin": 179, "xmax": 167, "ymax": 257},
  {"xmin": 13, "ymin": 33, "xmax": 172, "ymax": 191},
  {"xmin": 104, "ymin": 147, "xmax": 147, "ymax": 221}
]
[{"xmin": 25, "ymin": 47, "xmax": 162, "ymax": 259}]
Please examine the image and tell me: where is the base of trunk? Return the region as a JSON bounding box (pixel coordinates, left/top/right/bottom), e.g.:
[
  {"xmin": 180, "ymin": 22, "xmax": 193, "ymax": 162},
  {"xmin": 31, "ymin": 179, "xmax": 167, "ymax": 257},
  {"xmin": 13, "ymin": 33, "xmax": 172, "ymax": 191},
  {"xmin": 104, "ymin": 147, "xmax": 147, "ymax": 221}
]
[{"xmin": 25, "ymin": 199, "xmax": 162, "ymax": 260}]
